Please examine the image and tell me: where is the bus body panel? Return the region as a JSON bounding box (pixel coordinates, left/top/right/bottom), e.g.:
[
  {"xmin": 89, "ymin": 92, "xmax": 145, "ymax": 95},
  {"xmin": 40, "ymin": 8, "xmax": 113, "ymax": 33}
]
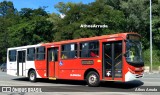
[
  {"xmin": 7, "ymin": 49, "xmax": 17, "ymax": 76},
  {"xmin": 7, "ymin": 44, "xmax": 42, "ymax": 78},
  {"xmin": 7, "ymin": 33, "xmax": 144, "ymax": 83},
  {"xmin": 25, "ymin": 61, "xmax": 41, "ymax": 78},
  {"xmin": 34, "ymin": 60, "xmax": 47, "ymax": 78},
  {"xmin": 57, "ymin": 59, "xmax": 102, "ymax": 80}
]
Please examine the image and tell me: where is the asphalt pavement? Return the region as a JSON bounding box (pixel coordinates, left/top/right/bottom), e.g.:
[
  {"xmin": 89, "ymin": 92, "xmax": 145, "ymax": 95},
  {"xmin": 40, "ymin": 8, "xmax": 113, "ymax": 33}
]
[{"xmin": 0, "ymin": 71, "xmax": 160, "ymax": 95}]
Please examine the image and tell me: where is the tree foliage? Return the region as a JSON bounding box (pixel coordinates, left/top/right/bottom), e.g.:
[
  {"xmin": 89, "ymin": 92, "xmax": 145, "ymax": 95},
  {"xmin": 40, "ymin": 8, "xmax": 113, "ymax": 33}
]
[
  {"xmin": 53, "ymin": 1, "xmax": 125, "ymax": 41},
  {"xmin": 0, "ymin": 1, "xmax": 56, "ymax": 62},
  {"xmin": 0, "ymin": 1, "xmax": 18, "ymax": 62},
  {"xmin": 8, "ymin": 8, "xmax": 54, "ymax": 47}
]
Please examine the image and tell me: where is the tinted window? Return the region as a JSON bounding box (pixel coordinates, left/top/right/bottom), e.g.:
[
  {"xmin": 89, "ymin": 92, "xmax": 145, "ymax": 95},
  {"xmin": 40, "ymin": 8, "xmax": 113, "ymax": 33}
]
[
  {"xmin": 9, "ymin": 50, "xmax": 17, "ymax": 62},
  {"xmin": 27, "ymin": 48, "xmax": 35, "ymax": 61},
  {"xmin": 127, "ymin": 34, "xmax": 140, "ymax": 41},
  {"xmin": 36, "ymin": 46, "xmax": 45, "ymax": 60},
  {"xmin": 80, "ymin": 41, "xmax": 99, "ymax": 58},
  {"xmin": 114, "ymin": 42, "xmax": 122, "ymax": 72},
  {"xmin": 48, "ymin": 48, "xmax": 58, "ymax": 61},
  {"xmin": 18, "ymin": 51, "xmax": 26, "ymax": 63},
  {"xmin": 61, "ymin": 43, "xmax": 77, "ymax": 59}
]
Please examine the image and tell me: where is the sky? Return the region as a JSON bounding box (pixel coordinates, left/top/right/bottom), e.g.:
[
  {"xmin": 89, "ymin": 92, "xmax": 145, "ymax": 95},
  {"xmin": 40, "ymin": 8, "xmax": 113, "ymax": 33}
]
[{"xmin": 0, "ymin": 0, "xmax": 95, "ymax": 14}]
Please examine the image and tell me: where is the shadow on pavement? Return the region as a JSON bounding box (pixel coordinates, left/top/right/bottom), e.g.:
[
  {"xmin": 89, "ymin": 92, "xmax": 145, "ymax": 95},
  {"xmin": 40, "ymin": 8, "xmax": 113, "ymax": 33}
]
[
  {"xmin": 12, "ymin": 78, "xmax": 86, "ymax": 85},
  {"xmin": 100, "ymin": 80, "xmax": 144, "ymax": 89},
  {"xmin": 12, "ymin": 77, "xmax": 143, "ymax": 89},
  {"xmin": 12, "ymin": 77, "xmax": 29, "ymax": 81}
]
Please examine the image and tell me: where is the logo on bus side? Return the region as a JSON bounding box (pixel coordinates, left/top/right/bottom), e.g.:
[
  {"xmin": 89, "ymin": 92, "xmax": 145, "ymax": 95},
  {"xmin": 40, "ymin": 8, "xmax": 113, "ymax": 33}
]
[
  {"xmin": 59, "ymin": 61, "xmax": 63, "ymax": 66},
  {"xmin": 70, "ymin": 74, "xmax": 81, "ymax": 77},
  {"xmin": 106, "ymin": 71, "xmax": 111, "ymax": 76}
]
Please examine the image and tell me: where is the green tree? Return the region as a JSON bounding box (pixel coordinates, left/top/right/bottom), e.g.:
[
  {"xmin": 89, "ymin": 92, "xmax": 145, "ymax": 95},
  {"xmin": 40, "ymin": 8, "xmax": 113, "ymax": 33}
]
[
  {"xmin": 54, "ymin": 1, "xmax": 125, "ymax": 41},
  {"xmin": 152, "ymin": 0, "xmax": 160, "ymax": 48},
  {"xmin": 0, "ymin": 1, "xmax": 18, "ymax": 62},
  {"xmin": 8, "ymin": 8, "xmax": 54, "ymax": 47},
  {"xmin": 119, "ymin": 0, "xmax": 149, "ymax": 49}
]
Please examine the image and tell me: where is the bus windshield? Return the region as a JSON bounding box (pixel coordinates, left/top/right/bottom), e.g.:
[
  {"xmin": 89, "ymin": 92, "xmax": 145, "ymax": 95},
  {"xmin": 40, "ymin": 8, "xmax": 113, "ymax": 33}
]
[{"xmin": 125, "ymin": 39, "xmax": 144, "ymax": 66}]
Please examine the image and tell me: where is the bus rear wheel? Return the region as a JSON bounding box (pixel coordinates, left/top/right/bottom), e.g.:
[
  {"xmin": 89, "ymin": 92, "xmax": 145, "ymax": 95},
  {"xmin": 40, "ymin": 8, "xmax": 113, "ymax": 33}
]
[
  {"xmin": 86, "ymin": 71, "xmax": 100, "ymax": 87},
  {"xmin": 29, "ymin": 70, "xmax": 37, "ymax": 82}
]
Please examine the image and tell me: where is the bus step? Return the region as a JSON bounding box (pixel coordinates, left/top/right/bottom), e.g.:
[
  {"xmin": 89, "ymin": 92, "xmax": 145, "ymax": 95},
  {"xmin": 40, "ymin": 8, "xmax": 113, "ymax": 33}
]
[{"xmin": 49, "ymin": 77, "xmax": 57, "ymax": 80}]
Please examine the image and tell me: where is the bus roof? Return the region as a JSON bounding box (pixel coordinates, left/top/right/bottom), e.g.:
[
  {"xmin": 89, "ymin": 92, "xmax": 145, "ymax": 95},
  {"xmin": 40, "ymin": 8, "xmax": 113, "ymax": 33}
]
[
  {"xmin": 8, "ymin": 44, "xmax": 42, "ymax": 50},
  {"xmin": 44, "ymin": 32, "xmax": 139, "ymax": 45},
  {"xmin": 8, "ymin": 32, "xmax": 139, "ymax": 49}
]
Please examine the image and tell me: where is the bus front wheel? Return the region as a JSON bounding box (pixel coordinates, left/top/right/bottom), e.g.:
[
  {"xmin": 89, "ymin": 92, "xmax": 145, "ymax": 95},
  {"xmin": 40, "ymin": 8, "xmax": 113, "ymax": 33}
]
[
  {"xmin": 29, "ymin": 70, "xmax": 37, "ymax": 82},
  {"xmin": 86, "ymin": 71, "xmax": 100, "ymax": 87}
]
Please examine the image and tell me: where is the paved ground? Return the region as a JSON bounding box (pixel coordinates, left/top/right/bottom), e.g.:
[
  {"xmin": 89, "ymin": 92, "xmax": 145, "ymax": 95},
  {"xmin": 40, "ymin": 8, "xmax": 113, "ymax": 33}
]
[{"xmin": 0, "ymin": 71, "xmax": 160, "ymax": 95}]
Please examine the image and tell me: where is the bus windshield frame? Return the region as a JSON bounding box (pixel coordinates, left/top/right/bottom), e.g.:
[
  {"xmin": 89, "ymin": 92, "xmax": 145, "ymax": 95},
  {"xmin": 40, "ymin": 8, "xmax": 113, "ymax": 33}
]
[{"xmin": 125, "ymin": 34, "xmax": 144, "ymax": 67}]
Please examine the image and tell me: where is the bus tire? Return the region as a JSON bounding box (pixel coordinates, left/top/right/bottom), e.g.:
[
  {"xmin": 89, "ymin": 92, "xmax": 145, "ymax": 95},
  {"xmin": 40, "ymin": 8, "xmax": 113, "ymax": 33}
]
[
  {"xmin": 29, "ymin": 70, "xmax": 37, "ymax": 82},
  {"xmin": 86, "ymin": 71, "xmax": 100, "ymax": 87}
]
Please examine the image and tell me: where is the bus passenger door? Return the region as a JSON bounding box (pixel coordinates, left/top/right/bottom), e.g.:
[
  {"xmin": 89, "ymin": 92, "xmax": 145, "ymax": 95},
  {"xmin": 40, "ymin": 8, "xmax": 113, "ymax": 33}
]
[
  {"xmin": 103, "ymin": 41, "xmax": 122, "ymax": 80},
  {"xmin": 47, "ymin": 47, "xmax": 59, "ymax": 78},
  {"xmin": 17, "ymin": 50, "xmax": 26, "ymax": 76}
]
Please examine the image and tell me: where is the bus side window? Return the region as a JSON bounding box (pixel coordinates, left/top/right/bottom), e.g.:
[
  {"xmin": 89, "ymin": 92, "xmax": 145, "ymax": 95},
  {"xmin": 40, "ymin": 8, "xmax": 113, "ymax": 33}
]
[
  {"xmin": 80, "ymin": 41, "xmax": 99, "ymax": 58},
  {"xmin": 9, "ymin": 50, "xmax": 17, "ymax": 62},
  {"xmin": 70, "ymin": 44, "xmax": 77, "ymax": 58},
  {"xmin": 61, "ymin": 45, "xmax": 68, "ymax": 59},
  {"xmin": 61, "ymin": 43, "xmax": 77, "ymax": 59},
  {"xmin": 54, "ymin": 49, "xmax": 58, "ymax": 61},
  {"xmin": 49, "ymin": 48, "xmax": 58, "ymax": 61},
  {"xmin": 89, "ymin": 41, "xmax": 99, "ymax": 57},
  {"xmin": 27, "ymin": 47, "xmax": 35, "ymax": 61},
  {"xmin": 80, "ymin": 42, "xmax": 89, "ymax": 57},
  {"xmin": 36, "ymin": 46, "xmax": 45, "ymax": 60}
]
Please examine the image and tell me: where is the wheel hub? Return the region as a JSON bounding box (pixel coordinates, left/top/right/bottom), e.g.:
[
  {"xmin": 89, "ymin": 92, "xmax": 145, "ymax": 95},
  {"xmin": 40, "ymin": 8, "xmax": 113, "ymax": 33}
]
[
  {"xmin": 30, "ymin": 73, "xmax": 35, "ymax": 80},
  {"xmin": 89, "ymin": 75, "xmax": 97, "ymax": 84}
]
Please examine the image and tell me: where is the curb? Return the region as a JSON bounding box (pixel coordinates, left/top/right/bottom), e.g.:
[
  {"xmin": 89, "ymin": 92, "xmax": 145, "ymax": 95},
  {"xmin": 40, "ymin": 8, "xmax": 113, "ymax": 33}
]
[
  {"xmin": 144, "ymin": 66, "xmax": 160, "ymax": 74},
  {"xmin": 144, "ymin": 66, "xmax": 150, "ymax": 73}
]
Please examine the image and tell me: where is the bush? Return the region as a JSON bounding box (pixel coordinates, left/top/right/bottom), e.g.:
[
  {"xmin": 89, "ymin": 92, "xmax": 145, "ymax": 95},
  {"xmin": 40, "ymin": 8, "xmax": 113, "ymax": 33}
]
[{"xmin": 143, "ymin": 49, "xmax": 160, "ymax": 70}]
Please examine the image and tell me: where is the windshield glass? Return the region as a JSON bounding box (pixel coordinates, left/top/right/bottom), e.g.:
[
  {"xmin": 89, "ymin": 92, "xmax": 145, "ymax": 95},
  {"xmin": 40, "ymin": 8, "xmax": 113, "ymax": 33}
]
[{"xmin": 126, "ymin": 40, "xmax": 143, "ymax": 63}]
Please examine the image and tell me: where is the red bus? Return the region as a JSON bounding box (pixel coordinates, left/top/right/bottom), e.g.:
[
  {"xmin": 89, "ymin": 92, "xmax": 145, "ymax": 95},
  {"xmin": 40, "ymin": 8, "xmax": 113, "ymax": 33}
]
[{"xmin": 7, "ymin": 33, "xmax": 144, "ymax": 86}]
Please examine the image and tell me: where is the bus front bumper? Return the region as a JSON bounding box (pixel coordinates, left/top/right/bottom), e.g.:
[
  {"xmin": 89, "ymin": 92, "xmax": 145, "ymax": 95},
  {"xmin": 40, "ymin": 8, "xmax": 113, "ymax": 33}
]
[{"xmin": 125, "ymin": 71, "xmax": 143, "ymax": 81}]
